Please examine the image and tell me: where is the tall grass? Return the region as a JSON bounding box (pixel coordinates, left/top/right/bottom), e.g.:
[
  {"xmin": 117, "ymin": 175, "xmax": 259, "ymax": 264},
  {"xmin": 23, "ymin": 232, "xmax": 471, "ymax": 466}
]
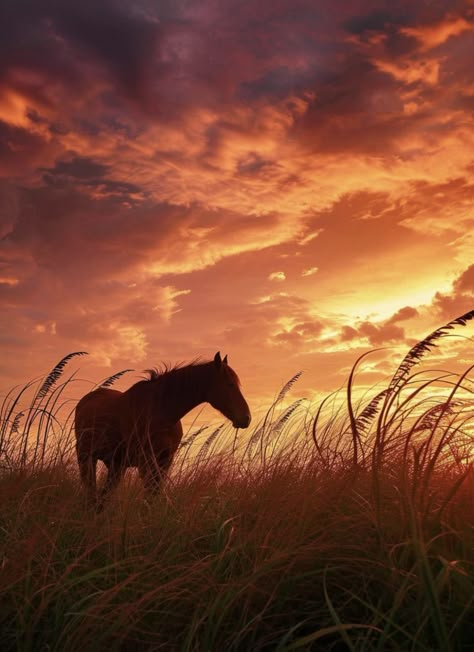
[{"xmin": 0, "ymin": 313, "xmax": 473, "ymax": 651}]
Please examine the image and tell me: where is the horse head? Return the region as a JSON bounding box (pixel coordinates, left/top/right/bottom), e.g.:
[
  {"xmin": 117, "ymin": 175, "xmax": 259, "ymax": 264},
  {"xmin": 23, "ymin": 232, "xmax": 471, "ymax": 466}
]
[{"xmin": 207, "ymin": 352, "xmax": 251, "ymax": 429}]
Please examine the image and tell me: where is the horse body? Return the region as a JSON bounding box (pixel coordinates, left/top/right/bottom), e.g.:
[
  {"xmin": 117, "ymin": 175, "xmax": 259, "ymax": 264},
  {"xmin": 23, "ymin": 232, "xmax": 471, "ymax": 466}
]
[{"xmin": 74, "ymin": 353, "xmax": 250, "ymax": 508}]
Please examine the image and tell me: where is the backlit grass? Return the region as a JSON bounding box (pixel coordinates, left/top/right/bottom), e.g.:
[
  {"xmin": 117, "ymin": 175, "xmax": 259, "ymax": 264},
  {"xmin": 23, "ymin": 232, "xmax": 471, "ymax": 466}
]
[{"xmin": 0, "ymin": 313, "xmax": 473, "ymax": 651}]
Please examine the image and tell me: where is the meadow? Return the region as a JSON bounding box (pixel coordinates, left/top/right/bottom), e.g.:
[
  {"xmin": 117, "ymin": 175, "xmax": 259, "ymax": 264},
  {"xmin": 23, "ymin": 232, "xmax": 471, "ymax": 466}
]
[{"xmin": 0, "ymin": 312, "xmax": 473, "ymax": 651}]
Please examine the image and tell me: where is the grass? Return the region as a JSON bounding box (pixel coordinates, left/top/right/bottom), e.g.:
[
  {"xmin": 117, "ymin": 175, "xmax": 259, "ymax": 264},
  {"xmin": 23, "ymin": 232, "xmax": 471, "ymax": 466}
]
[{"xmin": 0, "ymin": 313, "xmax": 473, "ymax": 651}]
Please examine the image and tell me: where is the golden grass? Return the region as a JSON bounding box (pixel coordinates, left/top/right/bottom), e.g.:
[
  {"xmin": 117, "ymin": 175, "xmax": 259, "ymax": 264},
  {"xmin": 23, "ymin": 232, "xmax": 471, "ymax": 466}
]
[{"xmin": 0, "ymin": 313, "xmax": 473, "ymax": 651}]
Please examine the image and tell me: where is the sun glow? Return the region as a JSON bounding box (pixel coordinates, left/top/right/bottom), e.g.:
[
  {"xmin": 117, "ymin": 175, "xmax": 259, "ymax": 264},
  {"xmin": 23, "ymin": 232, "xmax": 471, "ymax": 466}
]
[{"xmin": 321, "ymin": 278, "xmax": 454, "ymax": 323}]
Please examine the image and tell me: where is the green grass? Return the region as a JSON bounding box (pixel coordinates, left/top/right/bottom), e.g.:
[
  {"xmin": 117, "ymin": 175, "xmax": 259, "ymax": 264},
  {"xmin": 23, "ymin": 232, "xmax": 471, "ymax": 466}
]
[{"xmin": 0, "ymin": 315, "xmax": 473, "ymax": 651}]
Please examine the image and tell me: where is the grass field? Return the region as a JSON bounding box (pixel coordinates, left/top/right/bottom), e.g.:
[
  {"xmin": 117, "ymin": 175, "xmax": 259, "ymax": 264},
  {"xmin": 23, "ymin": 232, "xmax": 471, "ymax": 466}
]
[{"xmin": 0, "ymin": 313, "xmax": 473, "ymax": 651}]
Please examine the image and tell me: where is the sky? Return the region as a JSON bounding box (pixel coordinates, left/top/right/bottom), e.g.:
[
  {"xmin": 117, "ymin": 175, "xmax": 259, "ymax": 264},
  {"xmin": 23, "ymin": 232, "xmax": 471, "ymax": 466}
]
[{"xmin": 0, "ymin": 0, "xmax": 473, "ymax": 412}]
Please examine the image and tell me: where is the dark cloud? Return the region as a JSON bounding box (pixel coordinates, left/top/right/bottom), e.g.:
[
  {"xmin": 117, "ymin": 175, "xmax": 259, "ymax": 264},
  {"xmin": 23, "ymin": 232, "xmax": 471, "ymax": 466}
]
[
  {"xmin": 0, "ymin": 120, "xmax": 50, "ymax": 175},
  {"xmin": 1, "ymin": 184, "xmax": 178, "ymax": 280},
  {"xmin": 0, "ymin": 0, "xmax": 162, "ymax": 106},
  {"xmin": 1, "ymin": 178, "xmax": 287, "ymax": 287},
  {"xmin": 239, "ymin": 67, "xmax": 317, "ymax": 102},
  {"xmin": 39, "ymin": 155, "xmax": 145, "ymax": 201},
  {"xmin": 288, "ymin": 54, "xmax": 414, "ymax": 155},
  {"xmin": 43, "ymin": 156, "xmax": 109, "ymax": 180},
  {"xmin": 343, "ymin": 9, "xmax": 404, "ymax": 34},
  {"xmin": 276, "ymin": 5, "xmax": 474, "ymax": 156},
  {"xmin": 236, "ymin": 153, "xmax": 281, "ymax": 178},
  {"xmin": 0, "ymin": 0, "xmax": 470, "ymax": 147}
]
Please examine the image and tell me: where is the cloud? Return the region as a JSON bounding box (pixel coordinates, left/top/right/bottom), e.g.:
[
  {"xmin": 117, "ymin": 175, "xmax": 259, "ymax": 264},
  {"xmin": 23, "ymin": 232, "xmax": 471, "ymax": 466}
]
[
  {"xmin": 373, "ymin": 57, "xmax": 440, "ymax": 85},
  {"xmin": 42, "ymin": 156, "xmax": 109, "ymax": 181},
  {"xmin": 401, "ymin": 16, "xmax": 473, "ymax": 51},
  {"xmin": 0, "ymin": 277, "xmax": 19, "ymax": 286},
  {"xmin": 268, "ymin": 271, "xmax": 286, "ymax": 281},
  {"xmin": 40, "ymin": 154, "xmax": 146, "ymax": 201},
  {"xmin": 433, "ymin": 264, "xmax": 474, "ymax": 319},
  {"xmin": 0, "ymin": 0, "xmax": 473, "ymax": 399},
  {"xmin": 272, "ymin": 320, "xmax": 324, "ymax": 346},
  {"xmin": 2, "ymin": 178, "xmax": 304, "ymax": 287},
  {"xmin": 0, "ymin": 261, "xmax": 191, "ymax": 374},
  {"xmin": 358, "ymin": 321, "xmax": 405, "ymax": 345},
  {"xmin": 340, "ymin": 320, "xmax": 406, "ymax": 346},
  {"xmin": 399, "ymin": 177, "xmax": 474, "ymax": 237},
  {"xmin": 454, "ymin": 264, "xmax": 474, "ymax": 293},
  {"xmin": 339, "ymin": 304, "xmax": 418, "ymax": 346},
  {"xmin": 0, "ymin": 118, "xmax": 55, "ymax": 176},
  {"xmin": 0, "ymin": 0, "xmax": 161, "ymax": 109},
  {"xmin": 386, "ymin": 306, "xmax": 419, "ymax": 324}
]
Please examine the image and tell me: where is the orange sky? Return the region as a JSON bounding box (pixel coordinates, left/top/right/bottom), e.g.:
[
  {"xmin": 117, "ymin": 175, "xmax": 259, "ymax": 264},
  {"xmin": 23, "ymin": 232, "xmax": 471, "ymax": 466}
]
[{"xmin": 0, "ymin": 0, "xmax": 473, "ymax": 411}]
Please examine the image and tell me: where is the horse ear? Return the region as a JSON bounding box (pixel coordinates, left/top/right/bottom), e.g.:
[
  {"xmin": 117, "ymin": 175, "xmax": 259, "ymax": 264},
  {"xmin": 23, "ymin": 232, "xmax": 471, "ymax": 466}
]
[
  {"xmin": 223, "ymin": 354, "xmax": 228, "ymax": 364},
  {"xmin": 214, "ymin": 351, "xmax": 222, "ymax": 367}
]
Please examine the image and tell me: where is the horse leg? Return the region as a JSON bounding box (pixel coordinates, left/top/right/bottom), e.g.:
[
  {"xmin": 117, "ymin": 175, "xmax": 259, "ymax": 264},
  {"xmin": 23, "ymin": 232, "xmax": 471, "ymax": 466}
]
[
  {"xmin": 139, "ymin": 449, "xmax": 174, "ymax": 496},
  {"xmin": 97, "ymin": 459, "xmax": 124, "ymax": 511},
  {"xmin": 78, "ymin": 455, "xmax": 97, "ymax": 507}
]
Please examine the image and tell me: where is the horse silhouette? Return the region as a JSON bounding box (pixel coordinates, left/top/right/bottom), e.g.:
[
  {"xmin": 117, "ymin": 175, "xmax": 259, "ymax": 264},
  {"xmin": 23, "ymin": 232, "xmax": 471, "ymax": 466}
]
[{"xmin": 74, "ymin": 352, "xmax": 251, "ymax": 509}]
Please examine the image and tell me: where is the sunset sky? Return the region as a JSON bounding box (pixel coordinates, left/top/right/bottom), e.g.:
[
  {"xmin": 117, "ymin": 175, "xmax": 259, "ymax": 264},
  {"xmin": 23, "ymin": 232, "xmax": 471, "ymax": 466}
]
[{"xmin": 0, "ymin": 0, "xmax": 473, "ymax": 410}]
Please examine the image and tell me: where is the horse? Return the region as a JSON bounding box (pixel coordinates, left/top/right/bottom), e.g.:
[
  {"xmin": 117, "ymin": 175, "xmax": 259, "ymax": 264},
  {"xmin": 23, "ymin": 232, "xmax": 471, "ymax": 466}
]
[{"xmin": 74, "ymin": 352, "xmax": 251, "ymax": 509}]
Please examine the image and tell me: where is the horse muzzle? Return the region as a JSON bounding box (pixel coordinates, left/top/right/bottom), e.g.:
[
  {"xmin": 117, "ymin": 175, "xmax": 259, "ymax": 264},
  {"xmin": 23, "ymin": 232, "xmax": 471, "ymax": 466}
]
[{"xmin": 233, "ymin": 414, "xmax": 251, "ymax": 429}]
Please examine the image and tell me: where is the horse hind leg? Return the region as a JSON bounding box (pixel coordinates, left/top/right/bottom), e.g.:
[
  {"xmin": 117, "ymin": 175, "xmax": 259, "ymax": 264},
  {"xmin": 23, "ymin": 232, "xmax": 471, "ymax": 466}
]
[
  {"xmin": 97, "ymin": 459, "xmax": 124, "ymax": 511},
  {"xmin": 139, "ymin": 449, "xmax": 174, "ymax": 496}
]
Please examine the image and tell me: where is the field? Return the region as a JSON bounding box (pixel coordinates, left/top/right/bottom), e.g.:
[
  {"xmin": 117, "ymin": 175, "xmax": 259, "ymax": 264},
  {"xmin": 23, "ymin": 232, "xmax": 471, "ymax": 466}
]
[{"xmin": 1, "ymin": 313, "xmax": 473, "ymax": 651}]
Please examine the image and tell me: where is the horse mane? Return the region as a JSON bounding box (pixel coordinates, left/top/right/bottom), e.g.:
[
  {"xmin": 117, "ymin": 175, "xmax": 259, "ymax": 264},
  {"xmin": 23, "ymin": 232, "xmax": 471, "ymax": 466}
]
[
  {"xmin": 143, "ymin": 358, "xmax": 205, "ymax": 382},
  {"xmin": 143, "ymin": 358, "xmax": 241, "ymax": 386}
]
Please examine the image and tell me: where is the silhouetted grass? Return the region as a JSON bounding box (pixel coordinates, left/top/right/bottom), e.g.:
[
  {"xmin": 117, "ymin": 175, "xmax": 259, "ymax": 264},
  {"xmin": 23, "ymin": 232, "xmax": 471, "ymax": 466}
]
[{"xmin": 0, "ymin": 316, "xmax": 473, "ymax": 651}]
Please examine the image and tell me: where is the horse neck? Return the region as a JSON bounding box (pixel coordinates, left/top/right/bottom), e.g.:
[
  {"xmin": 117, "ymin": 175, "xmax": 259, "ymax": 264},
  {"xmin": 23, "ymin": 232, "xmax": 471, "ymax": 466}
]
[{"xmin": 157, "ymin": 364, "xmax": 211, "ymax": 422}]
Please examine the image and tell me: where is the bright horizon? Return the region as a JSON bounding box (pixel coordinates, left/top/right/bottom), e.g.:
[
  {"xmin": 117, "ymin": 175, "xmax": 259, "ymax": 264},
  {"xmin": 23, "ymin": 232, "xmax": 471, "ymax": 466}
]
[{"xmin": 1, "ymin": 1, "xmax": 473, "ymax": 409}]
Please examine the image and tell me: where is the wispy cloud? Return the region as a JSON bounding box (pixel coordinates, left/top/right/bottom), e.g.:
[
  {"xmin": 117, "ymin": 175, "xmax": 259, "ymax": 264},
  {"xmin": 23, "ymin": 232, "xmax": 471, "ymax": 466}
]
[{"xmin": 268, "ymin": 271, "xmax": 286, "ymax": 281}]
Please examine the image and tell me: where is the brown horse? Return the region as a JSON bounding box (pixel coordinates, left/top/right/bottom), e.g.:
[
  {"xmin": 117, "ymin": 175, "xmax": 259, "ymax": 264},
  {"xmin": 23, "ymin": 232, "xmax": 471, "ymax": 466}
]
[{"xmin": 74, "ymin": 352, "xmax": 251, "ymax": 508}]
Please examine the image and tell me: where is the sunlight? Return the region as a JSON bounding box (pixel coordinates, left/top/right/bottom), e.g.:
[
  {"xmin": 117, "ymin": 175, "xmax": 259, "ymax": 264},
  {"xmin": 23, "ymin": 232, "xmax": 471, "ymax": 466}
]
[{"xmin": 324, "ymin": 280, "xmax": 453, "ymax": 323}]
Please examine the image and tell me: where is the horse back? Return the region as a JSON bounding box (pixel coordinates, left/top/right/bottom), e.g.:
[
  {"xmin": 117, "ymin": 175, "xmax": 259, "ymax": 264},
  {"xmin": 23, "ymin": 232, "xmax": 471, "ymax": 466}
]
[
  {"xmin": 75, "ymin": 388, "xmax": 124, "ymax": 458},
  {"xmin": 75, "ymin": 384, "xmax": 184, "ymax": 465}
]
